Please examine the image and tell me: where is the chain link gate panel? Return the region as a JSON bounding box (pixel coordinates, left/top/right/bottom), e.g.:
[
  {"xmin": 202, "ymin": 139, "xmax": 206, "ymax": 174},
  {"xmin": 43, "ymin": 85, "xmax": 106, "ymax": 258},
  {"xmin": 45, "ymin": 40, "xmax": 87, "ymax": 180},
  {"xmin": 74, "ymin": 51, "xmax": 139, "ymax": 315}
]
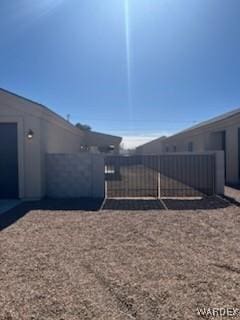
[
  {"xmin": 105, "ymin": 154, "xmax": 216, "ymax": 199},
  {"xmin": 105, "ymin": 155, "xmax": 158, "ymax": 198}
]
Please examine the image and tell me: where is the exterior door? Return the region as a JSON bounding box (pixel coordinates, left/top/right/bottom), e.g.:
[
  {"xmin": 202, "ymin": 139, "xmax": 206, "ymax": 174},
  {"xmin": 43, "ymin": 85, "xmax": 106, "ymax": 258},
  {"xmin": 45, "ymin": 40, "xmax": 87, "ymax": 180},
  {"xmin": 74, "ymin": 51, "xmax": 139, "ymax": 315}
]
[{"xmin": 0, "ymin": 123, "xmax": 19, "ymax": 198}]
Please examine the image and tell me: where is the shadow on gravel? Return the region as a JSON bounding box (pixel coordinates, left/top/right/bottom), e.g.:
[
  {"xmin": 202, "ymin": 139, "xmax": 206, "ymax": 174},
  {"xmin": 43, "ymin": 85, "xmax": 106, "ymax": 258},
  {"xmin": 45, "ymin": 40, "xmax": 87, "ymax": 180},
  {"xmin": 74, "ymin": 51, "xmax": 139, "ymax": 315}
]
[
  {"xmin": 221, "ymin": 195, "xmax": 240, "ymax": 207},
  {"xmin": 0, "ymin": 196, "xmax": 232, "ymax": 231},
  {"xmin": 103, "ymin": 196, "xmax": 230, "ymax": 211},
  {"xmin": 103, "ymin": 199, "xmax": 166, "ymax": 211},
  {"xmin": 0, "ymin": 202, "xmax": 34, "ymax": 231},
  {"xmin": 0, "ymin": 198, "xmax": 104, "ymax": 231},
  {"xmin": 32, "ymin": 198, "xmax": 104, "ymax": 211},
  {"xmin": 163, "ymin": 196, "xmax": 230, "ymax": 210}
]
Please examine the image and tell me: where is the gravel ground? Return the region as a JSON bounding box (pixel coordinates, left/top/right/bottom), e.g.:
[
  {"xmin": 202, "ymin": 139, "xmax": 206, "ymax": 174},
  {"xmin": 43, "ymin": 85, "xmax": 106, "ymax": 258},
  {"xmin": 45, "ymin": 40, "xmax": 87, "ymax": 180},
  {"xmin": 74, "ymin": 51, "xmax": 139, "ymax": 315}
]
[
  {"xmin": 1, "ymin": 199, "xmax": 240, "ymax": 319},
  {"xmin": 225, "ymin": 186, "xmax": 240, "ymax": 204}
]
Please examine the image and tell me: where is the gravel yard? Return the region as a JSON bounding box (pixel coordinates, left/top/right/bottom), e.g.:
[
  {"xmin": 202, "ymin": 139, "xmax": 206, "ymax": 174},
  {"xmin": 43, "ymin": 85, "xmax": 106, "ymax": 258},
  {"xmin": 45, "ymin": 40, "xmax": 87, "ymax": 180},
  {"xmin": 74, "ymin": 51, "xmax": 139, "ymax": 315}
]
[{"xmin": 1, "ymin": 198, "xmax": 240, "ymax": 319}]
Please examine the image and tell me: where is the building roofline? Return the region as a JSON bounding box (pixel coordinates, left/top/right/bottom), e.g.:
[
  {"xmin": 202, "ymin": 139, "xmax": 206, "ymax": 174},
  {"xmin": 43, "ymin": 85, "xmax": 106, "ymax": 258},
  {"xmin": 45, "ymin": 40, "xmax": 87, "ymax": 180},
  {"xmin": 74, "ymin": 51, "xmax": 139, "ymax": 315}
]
[
  {"xmin": 0, "ymin": 87, "xmax": 80, "ymax": 131},
  {"xmin": 165, "ymin": 107, "xmax": 240, "ymax": 141},
  {"xmin": 91, "ymin": 130, "xmax": 122, "ymax": 140},
  {"xmin": 86, "ymin": 130, "xmax": 122, "ymax": 142},
  {"xmin": 0, "ymin": 87, "xmax": 123, "ymax": 141},
  {"xmin": 135, "ymin": 136, "xmax": 167, "ymax": 149}
]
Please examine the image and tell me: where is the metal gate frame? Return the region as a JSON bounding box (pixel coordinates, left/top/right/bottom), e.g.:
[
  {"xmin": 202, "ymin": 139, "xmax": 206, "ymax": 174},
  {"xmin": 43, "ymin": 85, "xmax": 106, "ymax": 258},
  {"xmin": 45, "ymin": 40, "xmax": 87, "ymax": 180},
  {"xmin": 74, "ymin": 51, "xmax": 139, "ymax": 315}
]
[{"xmin": 105, "ymin": 154, "xmax": 216, "ymax": 199}]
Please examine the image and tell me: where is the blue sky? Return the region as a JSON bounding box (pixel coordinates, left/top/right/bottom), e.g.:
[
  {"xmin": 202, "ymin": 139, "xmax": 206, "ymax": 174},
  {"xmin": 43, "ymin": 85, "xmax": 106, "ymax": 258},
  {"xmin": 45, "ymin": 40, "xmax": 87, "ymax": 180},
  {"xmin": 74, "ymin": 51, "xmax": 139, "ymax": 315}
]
[{"xmin": 1, "ymin": 0, "xmax": 240, "ymax": 148}]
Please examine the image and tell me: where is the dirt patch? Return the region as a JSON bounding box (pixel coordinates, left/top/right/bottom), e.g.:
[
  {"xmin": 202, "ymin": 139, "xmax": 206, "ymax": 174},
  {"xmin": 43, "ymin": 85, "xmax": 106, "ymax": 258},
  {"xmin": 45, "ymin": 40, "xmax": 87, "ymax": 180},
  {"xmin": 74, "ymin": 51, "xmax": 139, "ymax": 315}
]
[{"xmin": 1, "ymin": 202, "xmax": 240, "ymax": 319}]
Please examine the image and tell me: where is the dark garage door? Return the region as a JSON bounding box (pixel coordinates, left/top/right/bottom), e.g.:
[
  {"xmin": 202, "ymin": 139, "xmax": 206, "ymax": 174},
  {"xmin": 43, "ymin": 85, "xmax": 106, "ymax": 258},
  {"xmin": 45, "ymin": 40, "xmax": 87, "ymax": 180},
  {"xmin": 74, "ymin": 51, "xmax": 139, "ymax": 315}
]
[{"xmin": 0, "ymin": 123, "xmax": 19, "ymax": 198}]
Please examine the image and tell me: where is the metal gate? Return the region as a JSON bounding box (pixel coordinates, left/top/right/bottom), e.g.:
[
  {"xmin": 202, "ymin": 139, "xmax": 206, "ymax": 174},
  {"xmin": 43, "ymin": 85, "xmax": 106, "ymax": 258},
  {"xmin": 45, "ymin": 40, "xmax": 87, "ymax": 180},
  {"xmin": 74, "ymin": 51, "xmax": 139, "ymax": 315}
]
[{"xmin": 105, "ymin": 154, "xmax": 216, "ymax": 198}]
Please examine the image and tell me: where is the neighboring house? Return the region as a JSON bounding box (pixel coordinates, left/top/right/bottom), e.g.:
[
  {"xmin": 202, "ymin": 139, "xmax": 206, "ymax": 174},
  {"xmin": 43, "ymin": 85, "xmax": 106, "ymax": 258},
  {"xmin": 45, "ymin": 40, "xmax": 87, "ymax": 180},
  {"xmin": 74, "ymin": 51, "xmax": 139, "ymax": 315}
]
[
  {"xmin": 135, "ymin": 109, "xmax": 240, "ymax": 186},
  {"xmin": 83, "ymin": 130, "xmax": 122, "ymax": 154},
  {"xmin": 0, "ymin": 88, "xmax": 122, "ymax": 200},
  {"xmin": 135, "ymin": 136, "xmax": 167, "ymax": 155}
]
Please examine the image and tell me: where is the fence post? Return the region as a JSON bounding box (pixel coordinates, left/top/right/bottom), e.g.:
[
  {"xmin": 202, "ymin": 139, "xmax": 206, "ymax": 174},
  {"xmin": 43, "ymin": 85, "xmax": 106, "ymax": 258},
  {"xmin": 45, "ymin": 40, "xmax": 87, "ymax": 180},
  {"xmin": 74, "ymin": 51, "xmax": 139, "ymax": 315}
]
[
  {"xmin": 91, "ymin": 154, "xmax": 105, "ymax": 198},
  {"xmin": 158, "ymin": 172, "xmax": 161, "ymax": 198}
]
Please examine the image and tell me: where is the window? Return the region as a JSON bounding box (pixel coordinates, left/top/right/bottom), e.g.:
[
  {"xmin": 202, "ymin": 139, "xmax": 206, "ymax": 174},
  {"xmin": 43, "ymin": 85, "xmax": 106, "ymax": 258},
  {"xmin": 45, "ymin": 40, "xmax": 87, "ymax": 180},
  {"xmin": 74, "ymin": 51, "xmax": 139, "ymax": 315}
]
[
  {"xmin": 173, "ymin": 146, "xmax": 177, "ymax": 152},
  {"xmin": 166, "ymin": 146, "xmax": 169, "ymax": 152},
  {"xmin": 188, "ymin": 142, "xmax": 193, "ymax": 152}
]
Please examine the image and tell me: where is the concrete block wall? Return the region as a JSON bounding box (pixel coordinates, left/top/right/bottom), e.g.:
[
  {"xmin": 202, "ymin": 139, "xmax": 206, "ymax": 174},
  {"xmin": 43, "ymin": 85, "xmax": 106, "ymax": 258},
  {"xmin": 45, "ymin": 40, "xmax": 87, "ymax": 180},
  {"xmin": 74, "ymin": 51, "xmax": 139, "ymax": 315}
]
[{"xmin": 46, "ymin": 153, "xmax": 104, "ymax": 198}]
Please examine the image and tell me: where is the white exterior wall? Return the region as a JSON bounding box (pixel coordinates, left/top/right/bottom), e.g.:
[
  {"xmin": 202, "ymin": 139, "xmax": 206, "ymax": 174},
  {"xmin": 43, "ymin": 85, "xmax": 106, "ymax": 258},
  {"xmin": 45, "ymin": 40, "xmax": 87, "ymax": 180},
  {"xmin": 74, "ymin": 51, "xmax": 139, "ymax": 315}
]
[
  {"xmin": 0, "ymin": 97, "xmax": 42, "ymax": 199},
  {"xmin": 41, "ymin": 119, "xmax": 84, "ymax": 154},
  {"xmin": 39, "ymin": 113, "xmax": 85, "ymax": 197},
  {"xmin": 0, "ymin": 90, "xmax": 85, "ymax": 200},
  {"xmin": 0, "ymin": 90, "xmax": 122, "ymax": 199},
  {"xmin": 162, "ymin": 114, "xmax": 240, "ymax": 185}
]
